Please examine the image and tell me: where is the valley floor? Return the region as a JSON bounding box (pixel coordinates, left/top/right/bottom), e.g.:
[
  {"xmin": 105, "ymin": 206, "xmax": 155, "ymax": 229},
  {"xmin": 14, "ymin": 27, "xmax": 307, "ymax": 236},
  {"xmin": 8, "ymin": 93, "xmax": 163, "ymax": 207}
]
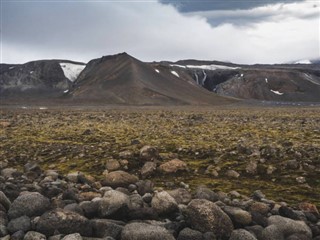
[{"xmin": 0, "ymin": 105, "xmax": 319, "ymax": 207}]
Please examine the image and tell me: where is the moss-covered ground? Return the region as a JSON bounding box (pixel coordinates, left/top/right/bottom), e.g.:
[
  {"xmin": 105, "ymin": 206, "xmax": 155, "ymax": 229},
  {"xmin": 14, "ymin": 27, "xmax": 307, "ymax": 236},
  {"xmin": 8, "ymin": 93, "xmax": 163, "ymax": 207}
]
[{"xmin": 0, "ymin": 106, "xmax": 319, "ymax": 206}]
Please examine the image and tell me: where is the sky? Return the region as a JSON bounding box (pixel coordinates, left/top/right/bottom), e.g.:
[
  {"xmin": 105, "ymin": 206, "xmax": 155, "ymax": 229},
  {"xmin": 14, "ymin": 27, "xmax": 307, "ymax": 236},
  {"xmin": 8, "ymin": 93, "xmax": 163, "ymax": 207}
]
[{"xmin": 1, "ymin": 0, "xmax": 319, "ymax": 64}]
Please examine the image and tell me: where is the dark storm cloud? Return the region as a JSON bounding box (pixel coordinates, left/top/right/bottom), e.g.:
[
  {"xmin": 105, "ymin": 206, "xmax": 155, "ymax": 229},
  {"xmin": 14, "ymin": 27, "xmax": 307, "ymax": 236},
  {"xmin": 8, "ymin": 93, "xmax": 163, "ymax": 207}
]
[
  {"xmin": 160, "ymin": 0, "xmax": 305, "ymax": 12},
  {"xmin": 1, "ymin": 0, "xmax": 319, "ymax": 64}
]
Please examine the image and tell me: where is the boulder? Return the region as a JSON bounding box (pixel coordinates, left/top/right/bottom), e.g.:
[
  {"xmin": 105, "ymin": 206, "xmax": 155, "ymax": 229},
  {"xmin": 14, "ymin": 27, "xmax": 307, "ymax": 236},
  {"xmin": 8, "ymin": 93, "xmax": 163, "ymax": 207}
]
[
  {"xmin": 23, "ymin": 231, "xmax": 46, "ymax": 240},
  {"xmin": 249, "ymin": 202, "xmax": 270, "ymax": 215},
  {"xmin": 223, "ymin": 206, "xmax": 252, "ymax": 226},
  {"xmin": 140, "ymin": 162, "xmax": 157, "ymax": 178},
  {"xmin": 102, "ymin": 171, "xmax": 138, "ymax": 188},
  {"xmin": 8, "ymin": 192, "xmax": 50, "ymax": 219},
  {"xmin": 194, "ymin": 186, "xmax": 219, "ymax": 202},
  {"xmin": 7, "ymin": 215, "xmax": 31, "ymax": 234},
  {"xmin": 90, "ymin": 219, "xmax": 123, "ymax": 239},
  {"xmin": 105, "ymin": 160, "xmax": 121, "ymax": 172},
  {"xmin": 185, "ymin": 199, "xmax": 233, "ymax": 238},
  {"xmin": 229, "ymin": 229, "xmax": 257, "ymax": 240},
  {"xmin": 36, "ymin": 209, "xmax": 92, "ymax": 236},
  {"xmin": 0, "ymin": 191, "xmax": 11, "ymax": 211},
  {"xmin": 61, "ymin": 233, "xmax": 82, "ymax": 240},
  {"xmin": 151, "ymin": 191, "xmax": 178, "ymax": 216},
  {"xmin": 98, "ymin": 190, "xmax": 129, "ymax": 219},
  {"xmin": 140, "ymin": 146, "xmax": 159, "ymax": 161},
  {"xmin": 266, "ymin": 215, "xmax": 312, "ymax": 238},
  {"xmin": 121, "ymin": 222, "xmax": 175, "ymax": 240},
  {"xmin": 167, "ymin": 188, "xmax": 192, "ymax": 205},
  {"xmin": 159, "ymin": 159, "xmax": 188, "ymax": 174},
  {"xmin": 177, "ymin": 228, "xmax": 203, "ymax": 240}
]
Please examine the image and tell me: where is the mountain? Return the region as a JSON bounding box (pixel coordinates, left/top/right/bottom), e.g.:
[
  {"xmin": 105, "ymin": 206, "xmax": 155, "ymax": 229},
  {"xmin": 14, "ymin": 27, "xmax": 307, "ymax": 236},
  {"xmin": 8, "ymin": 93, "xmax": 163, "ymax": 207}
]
[
  {"xmin": 157, "ymin": 60, "xmax": 320, "ymax": 102},
  {"xmin": 0, "ymin": 60, "xmax": 85, "ymax": 101},
  {"xmin": 0, "ymin": 53, "xmax": 235, "ymax": 106},
  {"xmin": 1, "ymin": 53, "xmax": 319, "ymax": 105}
]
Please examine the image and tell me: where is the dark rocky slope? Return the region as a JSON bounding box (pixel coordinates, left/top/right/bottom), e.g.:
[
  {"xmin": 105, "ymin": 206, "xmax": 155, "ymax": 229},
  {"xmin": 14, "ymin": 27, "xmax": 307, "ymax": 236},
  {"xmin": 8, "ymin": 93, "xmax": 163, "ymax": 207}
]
[
  {"xmin": 0, "ymin": 60, "xmax": 85, "ymax": 100},
  {"xmin": 68, "ymin": 53, "xmax": 235, "ymax": 105},
  {"xmin": 157, "ymin": 61, "xmax": 320, "ymax": 102}
]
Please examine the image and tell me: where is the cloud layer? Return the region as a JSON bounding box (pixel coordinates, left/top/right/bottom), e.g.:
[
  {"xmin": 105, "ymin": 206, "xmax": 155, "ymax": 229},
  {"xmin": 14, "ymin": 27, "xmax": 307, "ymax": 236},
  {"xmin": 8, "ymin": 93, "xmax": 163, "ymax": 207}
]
[{"xmin": 1, "ymin": 0, "xmax": 319, "ymax": 64}]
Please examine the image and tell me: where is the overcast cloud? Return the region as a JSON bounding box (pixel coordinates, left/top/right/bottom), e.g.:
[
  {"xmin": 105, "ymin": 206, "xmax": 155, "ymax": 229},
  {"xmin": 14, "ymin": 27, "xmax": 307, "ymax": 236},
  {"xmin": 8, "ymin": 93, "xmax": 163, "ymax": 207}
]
[{"xmin": 1, "ymin": 0, "xmax": 319, "ymax": 64}]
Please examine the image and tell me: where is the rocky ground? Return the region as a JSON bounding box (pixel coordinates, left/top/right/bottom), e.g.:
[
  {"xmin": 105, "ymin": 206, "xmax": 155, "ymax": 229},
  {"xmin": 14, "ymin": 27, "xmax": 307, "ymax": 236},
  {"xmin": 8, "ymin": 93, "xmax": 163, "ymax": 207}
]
[{"xmin": 0, "ymin": 106, "xmax": 319, "ymax": 239}]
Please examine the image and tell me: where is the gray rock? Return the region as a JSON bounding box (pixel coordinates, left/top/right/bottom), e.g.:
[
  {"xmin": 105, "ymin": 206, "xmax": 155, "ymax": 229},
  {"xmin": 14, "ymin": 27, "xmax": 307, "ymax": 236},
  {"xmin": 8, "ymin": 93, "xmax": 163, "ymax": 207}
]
[
  {"xmin": 142, "ymin": 193, "xmax": 153, "ymax": 203},
  {"xmin": 0, "ymin": 212, "xmax": 8, "ymax": 226},
  {"xmin": 225, "ymin": 170, "xmax": 240, "ymax": 178},
  {"xmin": 36, "ymin": 209, "xmax": 92, "ymax": 237},
  {"xmin": 105, "ymin": 160, "xmax": 121, "ymax": 172},
  {"xmin": 61, "ymin": 233, "xmax": 82, "ymax": 240},
  {"xmin": 167, "ymin": 188, "xmax": 192, "ymax": 205},
  {"xmin": 158, "ymin": 159, "xmax": 188, "ymax": 174},
  {"xmin": 260, "ymin": 225, "xmax": 285, "ymax": 240},
  {"xmin": 8, "ymin": 192, "xmax": 50, "ymax": 219},
  {"xmin": 90, "ymin": 219, "xmax": 123, "ymax": 239},
  {"xmin": 1, "ymin": 168, "xmax": 18, "ymax": 179},
  {"xmin": 129, "ymin": 193, "xmax": 144, "ymax": 210},
  {"xmin": 64, "ymin": 204, "xmax": 84, "ymax": 216},
  {"xmin": 102, "ymin": 171, "xmax": 138, "ymax": 188},
  {"xmin": 194, "ymin": 186, "xmax": 219, "ymax": 202},
  {"xmin": 0, "ymin": 192, "xmax": 11, "ymax": 211},
  {"xmin": 23, "ymin": 231, "xmax": 46, "ymax": 240},
  {"xmin": 99, "ymin": 190, "xmax": 129, "ymax": 219},
  {"xmin": 11, "ymin": 230, "xmax": 25, "ymax": 240},
  {"xmin": 140, "ymin": 146, "xmax": 159, "ymax": 161},
  {"xmin": 135, "ymin": 180, "xmax": 154, "ymax": 196},
  {"xmin": 286, "ymin": 233, "xmax": 312, "ymax": 240},
  {"xmin": 7, "ymin": 215, "xmax": 31, "ymax": 234},
  {"xmin": 140, "ymin": 162, "xmax": 157, "ymax": 178},
  {"xmin": 121, "ymin": 222, "xmax": 174, "ymax": 240},
  {"xmin": 151, "ymin": 191, "xmax": 178, "ymax": 216},
  {"xmin": 0, "ymin": 224, "xmax": 7, "ymax": 237},
  {"xmin": 185, "ymin": 199, "xmax": 234, "ymax": 238},
  {"xmin": 177, "ymin": 228, "xmax": 203, "ymax": 240},
  {"xmin": 245, "ymin": 225, "xmax": 264, "ymax": 239},
  {"xmin": 223, "ymin": 206, "xmax": 252, "ymax": 226},
  {"xmin": 79, "ymin": 201, "xmax": 99, "ymax": 219},
  {"xmin": 229, "ymin": 229, "xmax": 257, "ymax": 240},
  {"xmin": 267, "ymin": 215, "xmax": 312, "ymax": 238}
]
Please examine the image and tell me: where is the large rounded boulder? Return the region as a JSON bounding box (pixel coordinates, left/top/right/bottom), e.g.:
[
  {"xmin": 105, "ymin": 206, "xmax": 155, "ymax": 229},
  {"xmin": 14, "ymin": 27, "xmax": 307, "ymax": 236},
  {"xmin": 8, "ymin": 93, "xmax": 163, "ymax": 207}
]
[
  {"xmin": 36, "ymin": 209, "xmax": 92, "ymax": 236},
  {"xmin": 185, "ymin": 199, "xmax": 234, "ymax": 238},
  {"xmin": 8, "ymin": 192, "xmax": 50, "ymax": 219}
]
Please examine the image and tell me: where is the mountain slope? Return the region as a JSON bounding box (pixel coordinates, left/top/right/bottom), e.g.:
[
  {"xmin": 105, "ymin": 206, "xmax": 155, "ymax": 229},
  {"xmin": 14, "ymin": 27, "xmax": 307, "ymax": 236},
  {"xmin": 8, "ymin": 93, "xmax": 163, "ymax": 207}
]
[
  {"xmin": 0, "ymin": 60, "xmax": 85, "ymax": 100},
  {"xmin": 159, "ymin": 60, "xmax": 320, "ymax": 102},
  {"xmin": 68, "ymin": 53, "xmax": 236, "ymax": 105}
]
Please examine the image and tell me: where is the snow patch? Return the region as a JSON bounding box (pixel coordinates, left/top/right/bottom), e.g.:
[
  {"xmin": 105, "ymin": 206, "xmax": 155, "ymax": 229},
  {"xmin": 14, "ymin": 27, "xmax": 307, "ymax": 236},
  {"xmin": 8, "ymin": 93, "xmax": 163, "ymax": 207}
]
[
  {"xmin": 39, "ymin": 107, "xmax": 48, "ymax": 110},
  {"xmin": 265, "ymin": 78, "xmax": 268, "ymax": 83},
  {"xmin": 240, "ymin": 74, "xmax": 244, "ymax": 77},
  {"xmin": 155, "ymin": 69, "xmax": 160, "ymax": 73},
  {"xmin": 30, "ymin": 71, "xmax": 34, "ymax": 74},
  {"xmin": 171, "ymin": 71, "xmax": 179, "ymax": 78},
  {"xmin": 63, "ymin": 89, "xmax": 69, "ymax": 93},
  {"xmin": 9, "ymin": 67, "xmax": 15, "ymax": 70},
  {"xmin": 295, "ymin": 59, "xmax": 311, "ymax": 64},
  {"xmin": 303, "ymin": 73, "xmax": 320, "ymax": 85},
  {"xmin": 170, "ymin": 64, "xmax": 186, "ymax": 69},
  {"xmin": 186, "ymin": 64, "xmax": 240, "ymax": 70},
  {"xmin": 171, "ymin": 64, "xmax": 240, "ymax": 70},
  {"xmin": 60, "ymin": 62, "xmax": 86, "ymax": 82},
  {"xmin": 202, "ymin": 70, "xmax": 207, "ymax": 85},
  {"xmin": 270, "ymin": 90, "xmax": 284, "ymax": 95}
]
